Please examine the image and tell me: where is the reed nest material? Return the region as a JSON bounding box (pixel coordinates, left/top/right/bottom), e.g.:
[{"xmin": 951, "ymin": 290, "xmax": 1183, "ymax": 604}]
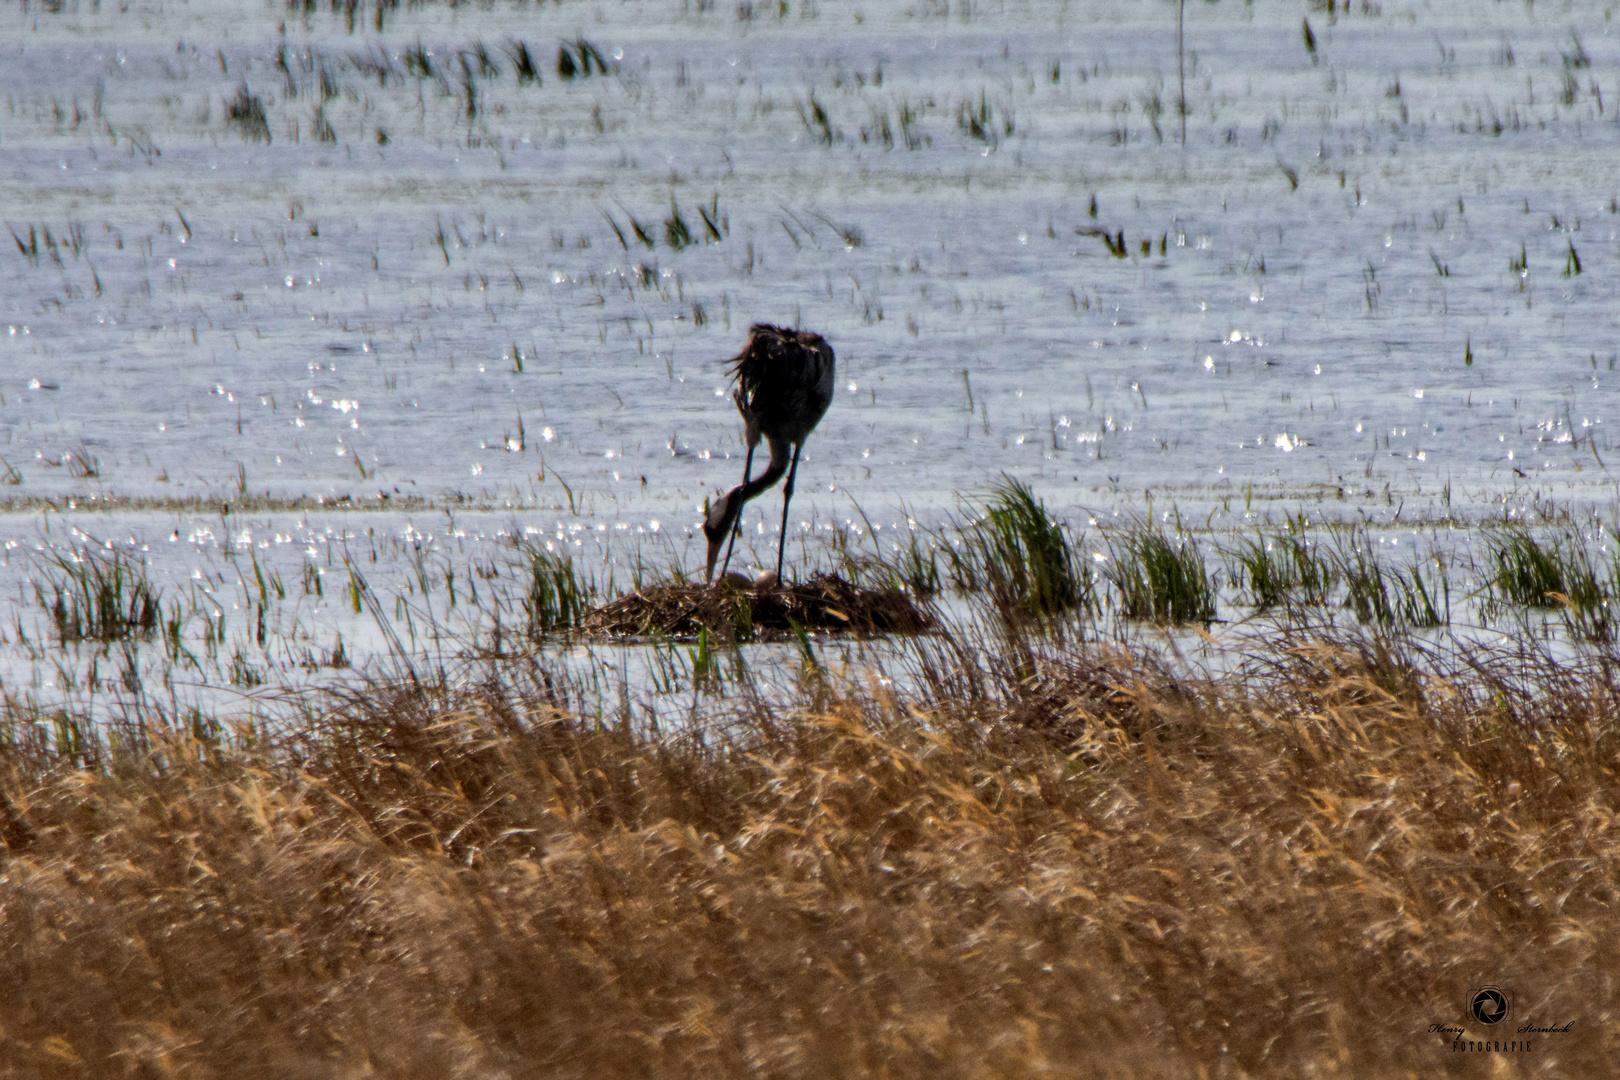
[{"xmin": 582, "ymin": 573, "xmax": 931, "ymax": 639}]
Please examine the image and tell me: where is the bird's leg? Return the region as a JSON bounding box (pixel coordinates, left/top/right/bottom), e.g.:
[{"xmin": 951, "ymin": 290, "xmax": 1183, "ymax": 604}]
[
  {"xmin": 717, "ymin": 443, "xmax": 755, "ymax": 582},
  {"xmin": 774, "ymin": 442, "xmax": 803, "ymax": 583}
]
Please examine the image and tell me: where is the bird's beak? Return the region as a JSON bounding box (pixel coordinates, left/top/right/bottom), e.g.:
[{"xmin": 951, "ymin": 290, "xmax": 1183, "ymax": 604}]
[{"xmin": 702, "ymin": 494, "xmax": 731, "ymax": 583}]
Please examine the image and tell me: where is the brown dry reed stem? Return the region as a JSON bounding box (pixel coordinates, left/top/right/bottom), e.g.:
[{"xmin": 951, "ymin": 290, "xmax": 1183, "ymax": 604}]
[{"xmin": 1, "ymin": 628, "xmax": 1619, "ymax": 1077}]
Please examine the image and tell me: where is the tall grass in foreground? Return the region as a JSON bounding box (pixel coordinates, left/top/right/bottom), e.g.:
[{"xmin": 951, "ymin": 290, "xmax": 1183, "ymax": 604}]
[{"xmin": 1, "ymin": 627, "xmax": 1618, "ymax": 1075}]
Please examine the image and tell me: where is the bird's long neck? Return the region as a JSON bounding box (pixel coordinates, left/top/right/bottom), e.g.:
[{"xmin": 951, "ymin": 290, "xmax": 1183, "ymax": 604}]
[
  {"xmin": 730, "ymin": 434, "xmax": 791, "ymax": 505},
  {"xmin": 704, "ymin": 435, "xmax": 792, "ymax": 579}
]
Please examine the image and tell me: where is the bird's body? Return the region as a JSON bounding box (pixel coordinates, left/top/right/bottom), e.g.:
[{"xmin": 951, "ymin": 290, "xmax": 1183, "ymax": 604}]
[
  {"xmin": 730, "ymin": 324, "xmax": 837, "ymax": 448},
  {"xmin": 703, "ymin": 324, "xmax": 835, "ymax": 583}
]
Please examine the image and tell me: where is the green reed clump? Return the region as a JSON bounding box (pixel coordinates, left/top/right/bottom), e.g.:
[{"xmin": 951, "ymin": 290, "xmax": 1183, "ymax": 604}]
[
  {"xmin": 403, "ymin": 41, "xmax": 434, "ymax": 79},
  {"xmin": 843, "ymin": 508, "xmax": 940, "ymax": 600},
  {"xmin": 1542, "ymin": 545, "xmax": 1611, "ymax": 641},
  {"xmin": 950, "ymin": 478, "xmax": 1081, "ymax": 618},
  {"xmin": 1227, "ymin": 527, "xmax": 1335, "ymax": 610},
  {"xmin": 664, "ymin": 198, "xmax": 692, "ymax": 250},
  {"xmin": 226, "ymin": 85, "xmax": 271, "ymax": 143},
  {"xmin": 508, "ymin": 40, "xmax": 539, "ymax": 85},
  {"xmin": 557, "ymin": 38, "xmax": 609, "ymax": 80},
  {"xmin": 1108, "ymin": 519, "xmax": 1215, "ymax": 625},
  {"xmin": 1338, "ymin": 541, "xmax": 1393, "ymax": 626},
  {"xmin": 1489, "ymin": 528, "xmax": 1568, "ymax": 608},
  {"xmin": 1486, "ymin": 526, "xmax": 1614, "ymax": 640},
  {"xmin": 1395, "ymin": 559, "xmax": 1448, "ymax": 628},
  {"xmin": 521, "ymin": 545, "xmax": 591, "ymax": 636},
  {"xmin": 1486, "ymin": 527, "xmax": 1601, "ymax": 608},
  {"xmin": 1335, "ymin": 534, "xmax": 1447, "ymax": 628},
  {"xmin": 890, "ymin": 528, "xmax": 941, "ymax": 599},
  {"xmin": 35, "ymin": 547, "xmax": 161, "ymax": 644}
]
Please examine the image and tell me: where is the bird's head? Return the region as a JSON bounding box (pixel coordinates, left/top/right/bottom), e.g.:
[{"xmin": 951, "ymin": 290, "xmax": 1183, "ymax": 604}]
[{"xmin": 702, "ymin": 490, "xmax": 743, "ymax": 581}]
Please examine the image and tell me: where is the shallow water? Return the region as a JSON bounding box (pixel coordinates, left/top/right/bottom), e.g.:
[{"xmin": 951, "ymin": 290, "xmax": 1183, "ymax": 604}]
[{"xmin": 2, "ymin": 0, "xmax": 1617, "ymax": 713}]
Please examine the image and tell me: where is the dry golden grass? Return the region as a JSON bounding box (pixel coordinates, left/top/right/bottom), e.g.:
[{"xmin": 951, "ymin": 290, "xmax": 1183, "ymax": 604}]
[{"xmin": 1, "ymin": 629, "xmax": 1617, "ymax": 1077}]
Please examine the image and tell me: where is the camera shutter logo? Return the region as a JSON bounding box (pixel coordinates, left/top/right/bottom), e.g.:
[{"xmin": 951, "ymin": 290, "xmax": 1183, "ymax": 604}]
[{"xmin": 1468, "ymin": 986, "xmax": 1512, "ymax": 1026}]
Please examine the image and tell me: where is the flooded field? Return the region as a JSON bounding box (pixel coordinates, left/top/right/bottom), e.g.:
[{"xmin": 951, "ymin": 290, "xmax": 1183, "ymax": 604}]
[{"xmin": 2, "ymin": 0, "xmax": 1618, "ymax": 716}]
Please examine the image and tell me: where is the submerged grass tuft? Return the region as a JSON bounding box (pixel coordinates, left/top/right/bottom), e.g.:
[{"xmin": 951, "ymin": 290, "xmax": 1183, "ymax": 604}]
[
  {"xmin": 557, "ymin": 38, "xmax": 610, "ymax": 80},
  {"xmin": 888, "ymin": 527, "xmax": 941, "ymax": 599},
  {"xmin": 1335, "ymin": 532, "xmax": 1448, "ymax": 628},
  {"xmin": 1226, "ymin": 527, "xmax": 1336, "ymax": 611},
  {"xmin": 520, "ymin": 544, "xmax": 591, "ymax": 636},
  {"xmin": 664, "ymin": 198, "xmax": 692, "ymax": 250},
  {"xmin": 1107, "ymin": 518, "xmax": 1215, "ymax": 625},
  {"xmin": 35, "ymin": 546, "xmax": 162, "ymax": 644},
  {"xmin": 226, "ymin": 84, "xmax": 271, "ymax": 143},
  {"xmin": 508, "ymin": 40, "xmax": 539, "ymax": 85},
  {"xmin": 950, "ymin": 478, "xmax": 1082, "ymax": 618},
  {"xmin": 1488, "ymin": 527, "xmax": 1570, "ymax": 608},
  {"xmin": 1486, "ymin": 526, "xmax": 1613, "ymax": 640}
]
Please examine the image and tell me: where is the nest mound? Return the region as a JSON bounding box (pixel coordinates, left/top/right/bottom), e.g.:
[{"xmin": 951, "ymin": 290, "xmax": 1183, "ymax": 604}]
[{"xmin": 582, "ymin": 573, "xmax": 932, "ymax": 640}]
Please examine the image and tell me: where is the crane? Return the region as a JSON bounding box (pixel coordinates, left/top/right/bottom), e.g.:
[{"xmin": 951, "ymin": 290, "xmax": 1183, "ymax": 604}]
[{"xmin": 702, "ymin": 324, "xmax": 835, "ymax": 585}]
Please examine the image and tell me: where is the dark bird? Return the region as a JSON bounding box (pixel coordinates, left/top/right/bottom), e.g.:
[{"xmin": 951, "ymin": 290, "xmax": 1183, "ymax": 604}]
[{"xmin": 703, "ymin": 324, "xmax": 836, "ymax": 584}]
